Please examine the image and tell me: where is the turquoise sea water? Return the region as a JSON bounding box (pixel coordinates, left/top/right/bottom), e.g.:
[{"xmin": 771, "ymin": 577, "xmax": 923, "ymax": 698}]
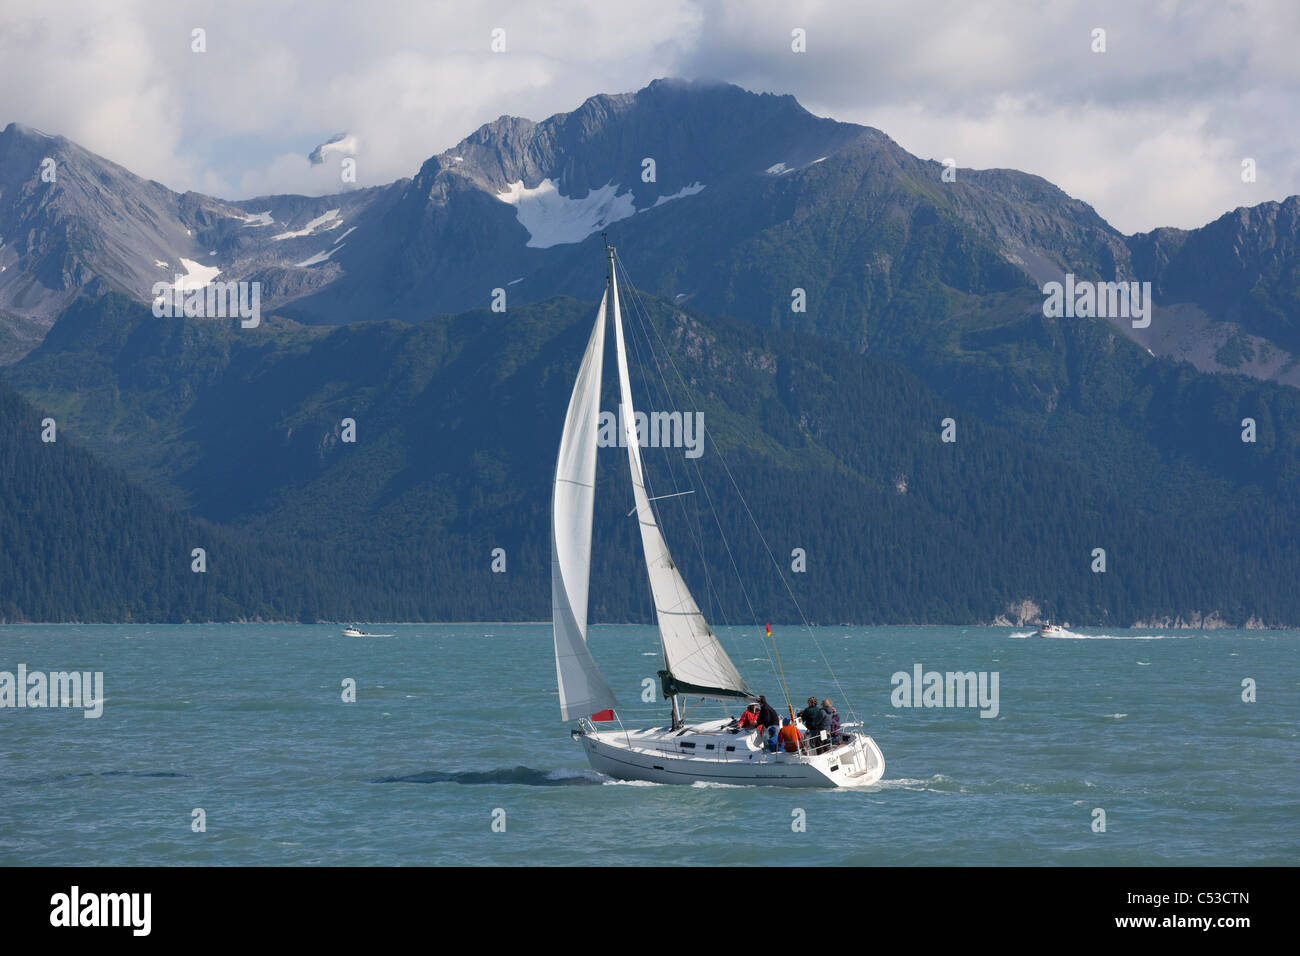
[{"xmin": 0, "ymin": 624, "xmax": 1295, "ymax": 866}]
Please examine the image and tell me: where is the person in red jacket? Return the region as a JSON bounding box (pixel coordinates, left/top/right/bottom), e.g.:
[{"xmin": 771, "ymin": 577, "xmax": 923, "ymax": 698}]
[
  {"xmin": 778, "ymin": 717, "xmax": 803, "ymax": 754},
  {"xmin": 737, "ymin": 703, "xmax": 760, "ymax": 730}
]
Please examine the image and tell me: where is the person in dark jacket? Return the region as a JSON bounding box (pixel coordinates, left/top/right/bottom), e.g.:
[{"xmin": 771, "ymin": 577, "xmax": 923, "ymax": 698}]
[
  {"xmin": 756, "ymin": 696, "xmax": 780, "ymax": 733},
  {"xmin": 822, "ymin": 698, "xmax": 840, "ymax": 744},
  {"xmin": 797, "ymin": 696, "xmax": 826, "ymax": 753},
  {"xmin": 797, "ymin": 696, "xmax": 824, "ymax": 731}
]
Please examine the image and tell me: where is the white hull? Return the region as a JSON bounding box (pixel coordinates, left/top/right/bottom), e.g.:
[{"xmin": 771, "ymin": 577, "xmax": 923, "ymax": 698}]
[
  {"xmin": 1037, "ymin": 625, "xmax": 1065, "ymax": 638},
  {"xmin": 577, "ymin": 717, "xmax": 884, "ymax": 788}
]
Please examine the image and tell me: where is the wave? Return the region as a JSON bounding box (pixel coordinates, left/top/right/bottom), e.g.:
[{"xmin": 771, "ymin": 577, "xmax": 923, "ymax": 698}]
[
  {"xmin": 875, "ymin": 774, "xmax": 958, "ymax": 793},
  {"xmin": 689, "ymin": 780, "xmax": 745, "ymax": 789},
  {"xmin": 370, "ymin": 766, "xmax": 608, "ymax": 787},
  {"xmin": 11, "ymin": 770, "xmax": 188, "ymax": 785},
  {"xmin": 604, "ymin": 778, "xmax": 662, "ymax": 787}
]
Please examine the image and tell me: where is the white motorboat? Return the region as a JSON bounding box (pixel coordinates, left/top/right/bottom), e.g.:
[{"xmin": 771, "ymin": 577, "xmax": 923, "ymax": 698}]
[
  {"xmin": 551, "ymin": 243, "xmax": 885, "ymax": 788},
  {"xmin": 1037, "ymin": 622, "xmax": 1066, "ymax": 638},
  {"xmin": 342, "ymin": 624, "xmax": 372, "ymax": 637}
]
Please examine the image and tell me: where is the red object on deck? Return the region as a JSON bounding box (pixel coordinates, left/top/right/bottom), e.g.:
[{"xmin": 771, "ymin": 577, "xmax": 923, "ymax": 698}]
[{"xmin": 591, "ymin": 709, "xmax": 616, "ymax": 722}]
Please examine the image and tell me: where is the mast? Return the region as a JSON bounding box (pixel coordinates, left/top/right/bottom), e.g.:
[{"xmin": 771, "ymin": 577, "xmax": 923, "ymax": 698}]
[{"xmin": 607, "ymin": 240, "xmax": 683, "ymax": 730}]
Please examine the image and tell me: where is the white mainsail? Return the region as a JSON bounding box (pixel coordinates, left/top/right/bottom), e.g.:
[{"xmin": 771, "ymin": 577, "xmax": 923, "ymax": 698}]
[
  {"xmin": 552, "ymin": 292, "xmax": 617, "ymax": 721},
  {"xmin": 609, "ymin": 266, "xmax": 752, "ymax": 699}
]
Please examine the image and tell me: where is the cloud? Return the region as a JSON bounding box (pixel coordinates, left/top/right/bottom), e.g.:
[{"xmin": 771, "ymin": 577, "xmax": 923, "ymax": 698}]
[{"xmin": 0, "ymin": 0, "xmax": 1294, "ymax": 232}]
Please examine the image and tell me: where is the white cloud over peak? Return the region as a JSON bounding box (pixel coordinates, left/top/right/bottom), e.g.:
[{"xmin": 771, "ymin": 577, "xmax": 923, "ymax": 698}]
[{"xmin": 0, "ymin": 0, "xmax": 1295, "ymax": 233}]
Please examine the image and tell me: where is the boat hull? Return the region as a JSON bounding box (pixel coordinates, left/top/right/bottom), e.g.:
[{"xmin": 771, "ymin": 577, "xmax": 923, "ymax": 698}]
[{"xmin": 577, "ymin": 719, "xmax": 884, "ymax": 788}]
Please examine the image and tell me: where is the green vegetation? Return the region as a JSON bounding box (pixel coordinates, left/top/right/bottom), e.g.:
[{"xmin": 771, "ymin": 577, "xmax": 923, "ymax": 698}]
[{"xmin": 4, "ymin": 289, "xmax": 1298, "ymax": 625}]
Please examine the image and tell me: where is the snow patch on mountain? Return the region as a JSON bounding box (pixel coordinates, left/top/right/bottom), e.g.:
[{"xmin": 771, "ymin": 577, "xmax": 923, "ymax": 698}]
[
  {"xmin": 652, "ymin": 182, "xmax": 706, "ymax": 207},
  {"xmin": 333, "ymin": 226, "xmax": 357, "ymax": 245},
  {"xmin": 496, "ymin": 179, "xmax": 706, "ymax": 248},
  {"xmin": 497, "ymin": 180, "xmax": 636, "ymax": 248},
  {"xmin": 272, "ymin": 210, "xmax": 342, "ymax": 241},
  {"xmin": 157, "ymin": 258, "xmax": 220, "ymax": 291},
  {"xmin": 295, "ymin": 245, "xmax": 344, "ymax": 267},
  {"xmin": 765, "ymin": 163, "xmax": 791, "ymax": 175},
  {"xmin": 238, "ymin": 211, "xmax": 274, "ymax": 227}
]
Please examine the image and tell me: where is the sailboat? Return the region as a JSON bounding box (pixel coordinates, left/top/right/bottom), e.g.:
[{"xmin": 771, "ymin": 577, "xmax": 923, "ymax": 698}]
[{"xmin": 551, "ymin": 244, "xmax": 885, "ymax": 787}]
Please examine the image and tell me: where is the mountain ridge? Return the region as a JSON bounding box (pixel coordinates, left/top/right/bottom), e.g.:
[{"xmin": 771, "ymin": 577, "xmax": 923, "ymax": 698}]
[{"xmin": 4, "ymin": 80, "xmax": 1298, "ymax": 387}]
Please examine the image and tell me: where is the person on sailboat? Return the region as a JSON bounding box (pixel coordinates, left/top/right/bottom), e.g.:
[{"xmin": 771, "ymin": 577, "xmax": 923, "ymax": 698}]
[
  {"xmin": 798, "ymin": 697, "xmax": 823, "ymax": 741},
  {"xmin": 799, "ymin": 697, "xmax": 832, "ymax": 753},
  {"xmin": 778, "ymin": 717, "xmax": 802, "ymax": 754},
  {"xmin": 756, "ymin": 695, "xmax": 780, "ymax": 734},
  {"xmin": 733, "ymin": 703, "xmax": 760, "ymax": 732},
  {"xmin": 764, "ymin": 725, "xmax": 780, "ymax": 753},
  {"xmin": 822, "ymin": 698, "xmax": 840, "ymax": 744}
]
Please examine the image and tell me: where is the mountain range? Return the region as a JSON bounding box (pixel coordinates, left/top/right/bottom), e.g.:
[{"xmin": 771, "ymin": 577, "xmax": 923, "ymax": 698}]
[
  {"xmin": 2, "ymin": 78, "xmax": 1298, "ymax": 624},
  {"xmin": 3, "ymin": 79, "xmax": 1298, "ymax": 381}
]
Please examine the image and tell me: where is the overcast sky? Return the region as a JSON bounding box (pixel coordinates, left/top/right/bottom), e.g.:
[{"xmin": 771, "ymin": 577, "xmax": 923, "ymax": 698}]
[{"xmin": 2, "ymin": 0, "xmax": 1295, "ymax": 234}]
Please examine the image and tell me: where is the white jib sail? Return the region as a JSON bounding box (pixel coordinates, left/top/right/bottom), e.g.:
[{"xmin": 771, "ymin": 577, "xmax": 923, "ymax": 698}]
[
  {"xmin": 552, "ymin": 292, "xmax": 618, "ymax": 721},
  {"xmin": 609, "ymin": 270, "xmax": 751, "ymax": 699}
]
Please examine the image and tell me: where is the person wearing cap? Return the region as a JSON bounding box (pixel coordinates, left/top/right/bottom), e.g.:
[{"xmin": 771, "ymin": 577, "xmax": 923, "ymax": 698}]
[
  {"xmin": 764, "ymin": 724, "xmax": 780, "ymax": 753},
  {"xmin": 736, "ymin": 703, "xmax": 759, "ymax": 731}
]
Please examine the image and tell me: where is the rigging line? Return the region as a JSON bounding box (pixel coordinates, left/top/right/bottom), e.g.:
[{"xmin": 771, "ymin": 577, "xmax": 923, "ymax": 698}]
[
  {"xmin": 618, "ymin": 260, "xmax": 746, "ymax": 651},
  {"xmin": 621, "ymin": 326, "xmax": 757, "ymax": 699},
  {"xmin": 619, "ymin": 276, "xmax": 728, "ymax": 647},
  {"xmin": 622, "ymin": 287, "xmax": 732, "ymax": 654},
  {"xmin": 617, "ymin": 255, "xmax": 774, "ymax": 690},
  {"xmin": 614, "ymin": 254, "xmax": 858, "ymax": 730},
  {"xmin": 621, "ymin": 305, "xmax": 703, "ymax": 643},
  {"xmin": 615, "ymin": 270, "xmax": 736, "ymax": 698},
  {"xmin": 615, "ymin": 255, "xmax": 786, "ymax": 707}
]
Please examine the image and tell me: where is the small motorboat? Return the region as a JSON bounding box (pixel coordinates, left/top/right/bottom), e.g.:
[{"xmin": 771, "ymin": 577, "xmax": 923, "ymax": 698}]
[
  {"xmin": 341, "ymin": 624, "xmax": 372, "ymax": 637},
  {"xmin": 1037, "ymin": 622, "xmax": 1066, "ymax": 638}
]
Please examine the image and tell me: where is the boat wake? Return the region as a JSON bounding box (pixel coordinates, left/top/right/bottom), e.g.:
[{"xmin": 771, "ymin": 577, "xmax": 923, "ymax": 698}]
[
  {"xmin": 371, "ymin": 766, "xmax": 608, "ymax": 786},
  {"xmin": 1010, "ymin": 630, "xmax": 1186, "ymax": 640},
  {"xmin": 875, "ymin": 774, "xmax": 959, "ymax": 793}
]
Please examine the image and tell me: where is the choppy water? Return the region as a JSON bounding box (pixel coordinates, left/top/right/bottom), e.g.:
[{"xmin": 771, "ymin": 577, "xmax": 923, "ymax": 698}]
[{"xmin": 1, "ymin": 624, "xmax": 1295, "ymax": 865}]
